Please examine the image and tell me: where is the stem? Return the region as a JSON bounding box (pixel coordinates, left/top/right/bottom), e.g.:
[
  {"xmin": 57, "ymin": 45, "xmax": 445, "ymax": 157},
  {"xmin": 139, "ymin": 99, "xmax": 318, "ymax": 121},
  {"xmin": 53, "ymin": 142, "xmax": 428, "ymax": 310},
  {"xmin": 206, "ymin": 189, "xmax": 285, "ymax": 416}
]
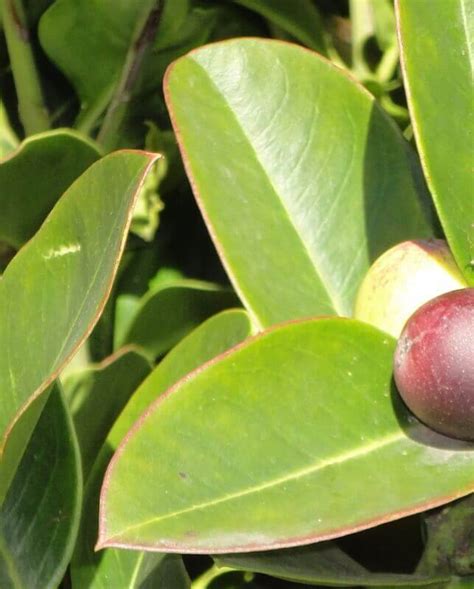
[
  {"xmin": 190, "ymin": 565, "xmax": 235, "ymax": 589},
  {"xmin": 97, "ymin": 0, "xmax": 163, "ymax": 151},
  {"xmin": 379, "ymin": 94, "xmax": 410, "ymax": 123},
  {"xmin": 349, "ymin": 0, "xmax": 373, "ymax": 78},
  {"xmin": 1, "ymin": 0, "xmax": 49, "ymax": 134},
  {"xmin": 75, "ymin": 84, "xmax": 115, "ymax": 136},
  {"xmin": 376, "ymin": 42, "xmax": 399, "ymax": 84}
]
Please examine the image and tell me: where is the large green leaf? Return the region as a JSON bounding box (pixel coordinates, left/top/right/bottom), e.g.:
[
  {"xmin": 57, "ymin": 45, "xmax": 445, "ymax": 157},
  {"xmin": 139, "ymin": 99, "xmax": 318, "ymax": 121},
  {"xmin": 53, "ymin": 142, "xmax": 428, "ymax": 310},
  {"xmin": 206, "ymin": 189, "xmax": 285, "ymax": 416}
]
[
  {"xmin": 164, "ymin": 39, "xmax": 432, "ymax": 327},
  {"xmin": 0, "ymin": 150, "xmax": 157, "ymax": 504},
  {"xmin": 98, "ymin": 318, "xmax": 474, "ymax": 553},
  {"xmin": 72, "ymin": 309, "xmax": 251, "ymax": 588},
  {"xmin": 0, "ymin": 385, "xmax": 81, "ymax": 589},
  {"xmin": 216, "ymin": 543, "xmax": 448, "ymax": 587},
  {"xmin": 63, "ymin": 348, "xmax": 151, "ymax": 477},
  {"xmin": 396, "ymin": 0, "xmax": 474, "ymax": 286},
  {"xmin": 0, "ymin": 130, "xmax": 100, "ymax": 248},
  {"xmin": 119, "ymin": 280, "xmax": 240, "ymax": 359},
  {"xmin": 232, "ymin": 0, "xmax": 327, "ymax": 54}
]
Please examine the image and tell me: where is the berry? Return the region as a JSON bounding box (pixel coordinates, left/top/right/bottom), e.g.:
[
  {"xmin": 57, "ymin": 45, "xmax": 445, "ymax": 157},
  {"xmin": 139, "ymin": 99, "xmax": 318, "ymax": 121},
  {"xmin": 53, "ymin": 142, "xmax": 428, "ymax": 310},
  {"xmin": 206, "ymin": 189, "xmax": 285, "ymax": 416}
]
[{"xmin": 393, "ymin": 289, "xmax": 474, "ymax": 441}]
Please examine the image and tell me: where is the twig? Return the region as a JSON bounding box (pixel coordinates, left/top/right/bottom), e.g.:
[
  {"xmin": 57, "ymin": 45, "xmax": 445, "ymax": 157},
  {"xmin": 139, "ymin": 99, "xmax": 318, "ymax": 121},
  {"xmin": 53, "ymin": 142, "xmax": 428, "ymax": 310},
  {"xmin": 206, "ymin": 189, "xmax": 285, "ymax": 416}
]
[
  {"xmin": 190, "ymin": 565, "xmax": 235, "ymax": 589},
  {"xmin": 97, "ymin": 0, "xmax": 163, "ymax": 151},
  {"xmin": 1, "ymin": 0, "xmax": 49, "ymax": 134}
]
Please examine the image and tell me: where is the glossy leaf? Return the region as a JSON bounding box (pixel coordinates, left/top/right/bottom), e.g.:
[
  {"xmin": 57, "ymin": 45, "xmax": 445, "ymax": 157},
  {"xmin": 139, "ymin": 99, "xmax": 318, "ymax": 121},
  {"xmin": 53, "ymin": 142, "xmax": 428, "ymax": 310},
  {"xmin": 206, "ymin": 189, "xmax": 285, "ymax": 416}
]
[
  {"xmin": 72, "ymin": 309, "xmax": 251, "ymax": 588},
  {"xmin": 216, "ymin": 543, "xmax": 447, "ymax": 587},
  {"xmin": 119, "ymin": 280, "xmax": 240, "ymax": 359},
  {"xmin": 0, "ymin": 150, "xmax": 157, "ymax": 504},
  {"xmin": 396, "ymin": 0, "xmax": 474, "ymax": 285},
  {"xmin": 99, "ymin": 318, "xmax": 474, "ymax": 553},
  {"xmin": 63, "ymin": 348, "xmax": 151, "ymax": 477},
  {"xmin": 0, "ymin": 385, "xmax": 81, "ymax": 589},
  {"xmin": 165, "ymin": 39, "xmax": 432, "ymax": 327},
  {"xmin": 232, "ymin": 0, "xmax": 327, "ymax": 54},
  {"xmin": 0, "ymin": 130, "xmax": 100, "ymax": 248}
]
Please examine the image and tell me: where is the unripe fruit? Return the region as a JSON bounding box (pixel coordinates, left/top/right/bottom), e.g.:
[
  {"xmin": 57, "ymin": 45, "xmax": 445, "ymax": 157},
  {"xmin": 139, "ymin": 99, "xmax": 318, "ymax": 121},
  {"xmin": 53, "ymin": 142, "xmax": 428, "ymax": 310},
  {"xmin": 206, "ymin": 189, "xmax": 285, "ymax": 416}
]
[
  {"xmin": 354, "ymin": 239, "xmax": 467, "ymax": 338},
  {"xmin": 393, "ymin": 289, "xmax": 474, "ymax": 441}
]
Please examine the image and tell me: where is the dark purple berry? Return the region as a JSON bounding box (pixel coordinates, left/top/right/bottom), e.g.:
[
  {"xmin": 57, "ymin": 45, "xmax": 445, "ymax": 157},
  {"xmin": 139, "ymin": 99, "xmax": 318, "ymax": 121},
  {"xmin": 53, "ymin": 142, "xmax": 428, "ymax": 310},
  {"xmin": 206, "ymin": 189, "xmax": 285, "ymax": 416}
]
[{"xmin": 394, "ymin": 288, "xmax": 474, "ymax": 441}]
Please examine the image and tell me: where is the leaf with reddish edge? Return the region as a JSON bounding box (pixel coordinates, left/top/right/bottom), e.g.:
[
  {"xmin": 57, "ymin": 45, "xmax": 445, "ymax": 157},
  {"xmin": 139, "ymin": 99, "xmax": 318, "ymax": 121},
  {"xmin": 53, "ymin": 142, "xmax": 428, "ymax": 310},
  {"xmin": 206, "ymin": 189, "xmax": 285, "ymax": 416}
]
[
  {"xmin": 396, "ymin": 0, "xmax": 474, "ymax": 285},
  {"xmin": 0, "ymin": 150, "xmax": 158, "ymax": 505},
  {"xmin": 72, "ymin": 309, "xmax": 251, "ymax": 589},
  {"xmin": 164, "ymin": 38, "xmax": 432, "ymax": 328},
  {"xmin": 97, "ymin": 318, "xmax": 474, "ymax": 555}
]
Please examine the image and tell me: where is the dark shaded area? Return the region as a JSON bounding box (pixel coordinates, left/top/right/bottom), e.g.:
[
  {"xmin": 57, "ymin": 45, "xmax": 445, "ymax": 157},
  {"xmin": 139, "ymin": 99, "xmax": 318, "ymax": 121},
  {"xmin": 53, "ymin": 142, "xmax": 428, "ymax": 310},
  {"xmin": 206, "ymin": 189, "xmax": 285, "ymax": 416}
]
[
  {"xmin": 183, "ymin": 554, "xmax": 214, "ymax": 579},
  {"xmin": 337, "ymin": 515, "xmax": 424, "ymax": 574},
  {"xmin": 390, "ymin": 378, "xmax": 474, "ymax": 452},
  {"xmin": 315, "ymin": 0, "xmax": 349, "ymax": 17}
]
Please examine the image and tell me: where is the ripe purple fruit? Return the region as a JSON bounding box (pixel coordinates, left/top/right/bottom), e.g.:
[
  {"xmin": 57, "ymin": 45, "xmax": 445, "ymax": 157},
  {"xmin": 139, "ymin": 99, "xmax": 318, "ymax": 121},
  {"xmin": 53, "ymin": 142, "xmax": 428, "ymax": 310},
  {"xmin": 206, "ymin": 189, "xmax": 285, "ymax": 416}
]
[{"xmin": 393, "ymin": 288, "xmax": 474, "ymax": 441}]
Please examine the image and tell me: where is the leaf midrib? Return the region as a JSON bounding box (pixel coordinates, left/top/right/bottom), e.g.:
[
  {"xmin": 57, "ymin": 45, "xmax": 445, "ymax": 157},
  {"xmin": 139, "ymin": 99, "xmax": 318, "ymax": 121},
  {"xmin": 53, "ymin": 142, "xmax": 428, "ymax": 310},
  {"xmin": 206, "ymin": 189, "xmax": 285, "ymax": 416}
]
[
  {"xmin": 189, "ymin": 56, "xmax": 345, "ymax": 317},
  {"xmin": 108, "ymin": 429, "xmax": 405, "ymax": 539}
]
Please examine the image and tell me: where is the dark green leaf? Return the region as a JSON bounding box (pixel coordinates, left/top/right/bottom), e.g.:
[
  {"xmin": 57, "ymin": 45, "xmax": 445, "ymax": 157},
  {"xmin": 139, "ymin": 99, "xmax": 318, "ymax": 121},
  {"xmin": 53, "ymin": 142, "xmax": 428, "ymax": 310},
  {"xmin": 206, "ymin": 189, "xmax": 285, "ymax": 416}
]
[
  {"xmin": 119, "ymin": 280, "xmax": 240, "ymax": 359},
  {"xmin": 63, "ymin": 348, "xmax": 151, "ymax": 477},
  {"xmin": 417, "ymin": 495, "xmax": 474, "ymax": 577},
  {"xmin": 0, "ymin": 130, "xmax": 100, "ymax": 248},
  {"xmin": 39, "ymin": 0, "xmax": 218, "ymax": 146},
  {"xmin": 232, "ymin": 0, "xmax": 327, "ymax": 54},
  {"xmin": 217, "ymin": 543, "xmax": 448, "ymax": 587},
  {"xmin": 0, "ymin": 385, "xmax": 81, "ymax": 589}
]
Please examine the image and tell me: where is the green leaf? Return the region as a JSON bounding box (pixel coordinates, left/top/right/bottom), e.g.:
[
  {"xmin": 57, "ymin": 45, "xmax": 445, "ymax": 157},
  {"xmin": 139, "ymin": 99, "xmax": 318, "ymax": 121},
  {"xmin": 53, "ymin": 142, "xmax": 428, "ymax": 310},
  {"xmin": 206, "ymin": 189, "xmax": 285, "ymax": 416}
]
[
  {"xmin": 39, "ymin": 0, "xmax": 218, "ymax": 145},
  {"xmin": 0, "ymin": 385, "xmax": 81, "ymax": 589},
  {"xmin": 39, "ymin": 0, "xmax": 161, "ymax": 130},
  {"xmin": 164, "ymin": 39, "xmax": 432, "ymax": 327},
  {"xmin": 232, "ymin": 0, "xmax": 327, "ymax": 54},
  {"xmin": 119, "ymin": 280, "xmax": 240, "ymax": 359},
  {"xmin": 0, "ymin": 130, "xmax": 100, "ymax": 248},
  {"xmin": 0, "ymin": 149, "xmax": 157, "ymax": 504},
  {"xmin": 216, "ymin": 543, "xmax": 448, "ymax": 587},
  {"xmin": 98, "ymin": 318, "xmax": 474, "ymax": 553},
  {"xmin": 63, "ymin": 348, "xmax": 151, "ymax": 477},
  {"xmin": 72, "ymin": 309, "xmax": 251, "ymax": 588},
  {"xmin": 396, "ymin": 0, "xmax": 474, "ymax": 285}
]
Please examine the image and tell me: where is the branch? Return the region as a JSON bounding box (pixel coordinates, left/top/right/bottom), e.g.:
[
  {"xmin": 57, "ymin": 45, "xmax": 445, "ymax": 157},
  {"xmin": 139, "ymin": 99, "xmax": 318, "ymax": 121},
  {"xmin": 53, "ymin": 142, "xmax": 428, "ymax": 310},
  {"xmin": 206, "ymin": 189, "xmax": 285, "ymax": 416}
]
[
  {"xmin": 1, "ymin": 0, "xmax": 49, "ymax": 135},
  {"xmin": 97, "ymin": 0, "xmax": 163, "ymax": 151}
]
